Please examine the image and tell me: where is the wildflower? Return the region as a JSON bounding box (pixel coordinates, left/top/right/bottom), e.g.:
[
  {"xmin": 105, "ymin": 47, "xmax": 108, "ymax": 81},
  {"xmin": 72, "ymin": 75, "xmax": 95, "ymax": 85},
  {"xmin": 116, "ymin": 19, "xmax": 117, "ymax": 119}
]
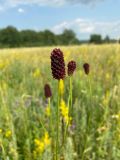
[
  {"xmin": 5, "ymin": 130, "xmax": 12, "ymax": 138},
  {"xmin": 60, "ymin": 99, "xmax": 72, "ymax": 125},
  {"xmin": 45, "ymin": 106, "xmax": 51, "ymax": 117},
  {"xmin": 83, "ymin": 63, "xmax": 90, "ymax": 75},
  {"xmin": 51, "ymin": 48, "xmax": 65, "ymax": 80},
  {"xmin": 44, "ymin": 84, "xmax": 52, "ymax": 98},
  {"xmin": 33, "ymin": 68, "xmax": 41, "ymax": 78},
  {"xmin": 59, "ymin": 79, "xmax": 64, "ymax": 96},
  {"xmin": 43, "ymin": 132, "xmax": 51, "ymax": 146},
  {"xmin": 34, "ymin": 138, "xmax": 41, "ymax": 146},
  {"xmin": 67, "ymin": 60, "xmax": 76, "ymax": 76},
  {"xmin": 34, "ymin": 138, "xmax": 45, "ymax": 153},
  {"xmin": 34, "ymin": 132, "xmax": 51, "ymax": 155},
  {"xmin": 36, "ymin": 142, "xmax": 44, "ymax": 153}
]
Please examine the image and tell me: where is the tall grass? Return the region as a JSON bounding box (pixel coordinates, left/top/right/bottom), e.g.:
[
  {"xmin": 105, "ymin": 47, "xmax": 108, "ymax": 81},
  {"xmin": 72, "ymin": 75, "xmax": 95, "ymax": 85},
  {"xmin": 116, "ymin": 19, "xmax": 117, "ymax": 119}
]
[{"xmin": 0, "ymin": 44, "xmax": 120, "ymax": 160}]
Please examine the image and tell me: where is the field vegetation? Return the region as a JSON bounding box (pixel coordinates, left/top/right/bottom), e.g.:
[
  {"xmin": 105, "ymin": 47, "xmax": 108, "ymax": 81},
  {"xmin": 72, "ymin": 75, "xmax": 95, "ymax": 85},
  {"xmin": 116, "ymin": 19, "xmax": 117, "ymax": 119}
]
[{"xmin": 0, "ymin": 44, "xmax": 120, "ymax": 160}]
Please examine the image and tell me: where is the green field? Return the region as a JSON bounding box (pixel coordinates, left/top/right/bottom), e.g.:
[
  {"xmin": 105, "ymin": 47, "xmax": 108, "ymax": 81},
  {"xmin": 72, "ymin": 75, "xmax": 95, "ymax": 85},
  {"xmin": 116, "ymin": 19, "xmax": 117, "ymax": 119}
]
[{"xmin": 0, "ymin": 44, "xmax": 120, "ymax": 160}]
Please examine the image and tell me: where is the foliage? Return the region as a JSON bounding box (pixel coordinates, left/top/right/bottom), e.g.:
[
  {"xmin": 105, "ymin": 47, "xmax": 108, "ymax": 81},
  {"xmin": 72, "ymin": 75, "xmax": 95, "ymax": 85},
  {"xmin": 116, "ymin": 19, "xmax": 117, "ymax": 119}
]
[
  {"xmin": 0, "ymin": 26, "xmax": 22, "ymax": 47},
  {"xmin": 89, "ymin": 34, "xmax": 102, "ymax": 44},
  {"xmin": 0, "ymin": 26, "xmax": 80, "ymax": 48}
]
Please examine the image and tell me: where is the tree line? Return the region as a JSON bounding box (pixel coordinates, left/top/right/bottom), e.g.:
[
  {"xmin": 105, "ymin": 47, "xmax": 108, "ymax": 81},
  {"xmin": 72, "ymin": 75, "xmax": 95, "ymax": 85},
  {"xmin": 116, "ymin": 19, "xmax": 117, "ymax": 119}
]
[{"xmin": 0, "ymin": 26, "xmax": 119, "ymax": 48}]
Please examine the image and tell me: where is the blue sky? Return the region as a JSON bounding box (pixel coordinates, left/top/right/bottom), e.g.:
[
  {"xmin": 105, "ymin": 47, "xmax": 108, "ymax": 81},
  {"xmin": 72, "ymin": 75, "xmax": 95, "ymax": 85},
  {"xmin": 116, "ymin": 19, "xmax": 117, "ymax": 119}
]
[{"xmin": 0, "ymin": 0, "xmax": 120, "ymax": 39}]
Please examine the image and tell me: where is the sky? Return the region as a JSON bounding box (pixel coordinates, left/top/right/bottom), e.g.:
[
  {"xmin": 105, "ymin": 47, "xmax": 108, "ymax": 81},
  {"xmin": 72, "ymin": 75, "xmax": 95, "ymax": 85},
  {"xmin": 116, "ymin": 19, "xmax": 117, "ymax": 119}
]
[{"xmin": 0, "ymin": 0, "xmax": 120, "ymax": 39}]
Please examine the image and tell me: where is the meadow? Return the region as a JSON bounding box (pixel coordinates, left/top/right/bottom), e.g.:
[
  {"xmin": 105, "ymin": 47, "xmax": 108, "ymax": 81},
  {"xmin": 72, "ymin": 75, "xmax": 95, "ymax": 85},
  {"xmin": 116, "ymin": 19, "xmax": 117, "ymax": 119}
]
[{"xmin": 0, "ymin": 44, "xmax": 120, "ymax": 160}]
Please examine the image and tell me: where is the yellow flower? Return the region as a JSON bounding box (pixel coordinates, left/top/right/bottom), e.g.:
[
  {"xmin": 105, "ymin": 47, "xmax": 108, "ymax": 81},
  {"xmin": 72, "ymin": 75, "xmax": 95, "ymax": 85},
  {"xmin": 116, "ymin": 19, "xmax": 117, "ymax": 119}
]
[
  {"xmin": 34, "ymin": 138, "xmax": 41, "ymax": 146},
  {"xmin": 45, "ymin": 106, "xmax": 51, "ymax": 117},
  {"xmin": 33, "ymin": 68, "xmax": 41, "ymax": 78},
  {"xmin": 5, "ymin": 130, "xmax": 12, "ymax": 138},
  {"xmin": 36, "ymin": 142, "xmax": 44, "ymax": 153},
  {"xmin": 43, "ymin": 132, "xmax": 51, "ymax": 146},
  {"xmin": 59, "ymin": 79, "xmax": 64, "ymax": 96},
  {"xmin": 60, "ymin": 99, "xmax": 71, "ymax": 124},
  {"xmin": 34, "ymin": 138, "xmax": 44, "ymax": 153},
  {"xmin": 34, "ymin": 132, "xmax": 51, "ymax": 155}
]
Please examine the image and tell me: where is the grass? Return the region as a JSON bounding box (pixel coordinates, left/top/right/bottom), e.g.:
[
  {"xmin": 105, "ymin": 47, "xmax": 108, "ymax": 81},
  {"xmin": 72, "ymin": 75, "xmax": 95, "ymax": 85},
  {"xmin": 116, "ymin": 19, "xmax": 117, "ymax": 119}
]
[{"xmin": 0, "ymin": 44, "xmax": 120, "ymax": 160}]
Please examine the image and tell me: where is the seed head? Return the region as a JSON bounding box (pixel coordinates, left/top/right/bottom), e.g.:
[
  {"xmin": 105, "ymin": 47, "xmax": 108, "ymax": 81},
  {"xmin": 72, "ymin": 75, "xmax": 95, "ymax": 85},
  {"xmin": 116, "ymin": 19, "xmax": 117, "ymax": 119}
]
[
  {"xmin": 44, "ymin": 84, "xmax": 52, "ymax": 98},
  {"xmin": 67, "ymin": 60, "xmax": 76, "ymax": 76},
  {"xmin": 51, "ymin": 48, "xmax": 65, "ymax": 80},
  {"xmin": 83, "ymin": 63, "xmax": 90, "ymax": 75}
]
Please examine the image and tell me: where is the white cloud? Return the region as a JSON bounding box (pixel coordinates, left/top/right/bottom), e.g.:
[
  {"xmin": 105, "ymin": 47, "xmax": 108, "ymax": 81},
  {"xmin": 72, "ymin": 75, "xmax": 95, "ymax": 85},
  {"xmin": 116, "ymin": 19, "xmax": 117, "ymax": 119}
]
[
  {"xmin": 51, "ymin": 18, "xmax": 96, "ymax": 34},
  {"xmin": 18, "ymin": 8, "xmax": 24, "ymax": 13},
  {"xmin": 51, "ymin": 18, "xmax": 120, "ymax": 39},
  {"xmin": 0, "ymin": 0, "xmax": 105, "ymax": 11},
  {"xmin": 52, "ymin": 21, "xmax": 70, "ymax": 33}
]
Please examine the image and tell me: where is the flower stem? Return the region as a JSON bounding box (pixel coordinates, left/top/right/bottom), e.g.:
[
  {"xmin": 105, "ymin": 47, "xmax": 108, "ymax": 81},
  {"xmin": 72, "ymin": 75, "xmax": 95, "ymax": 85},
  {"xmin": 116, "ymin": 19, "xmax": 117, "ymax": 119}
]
[
  {"xmin": 48, "ymin": 98, "xmax": 51, "ymax": 132},
  {"xmin": 82, "ymin": 75, "xmax": 92, "ymax": 160},
  {"xmin": 70, "ymin": 76, "xmax": 73, "ymax": 116},
  {"xmin": 64, "ymin": 77, "xmax": 73, "ymax": 145},
  {"xmin": 48, "ymin": 98, "xmax": 55, "ymax": 160},
  {"xmin": 56, "ymin": 80, "xmax": 60, "ymax": 160}
]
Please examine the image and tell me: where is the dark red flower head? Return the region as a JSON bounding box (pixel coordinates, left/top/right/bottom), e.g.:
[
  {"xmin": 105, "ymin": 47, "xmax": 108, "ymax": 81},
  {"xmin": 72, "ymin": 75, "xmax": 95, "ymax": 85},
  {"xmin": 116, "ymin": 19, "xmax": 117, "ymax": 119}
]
[
  {"xmin": 51, "ymin": 48, "xmax": 65, "ymax": 80},
  {"xmin": 67, "ymin": 60, "xmax": 76, "ymax": 76},
  {"xmin": 83, "ymin": 63, "xmax": 90, "ymax": 75},
  {"xmin": 44, "ymin": 84, "xmax": 52, "ymax": 98}
]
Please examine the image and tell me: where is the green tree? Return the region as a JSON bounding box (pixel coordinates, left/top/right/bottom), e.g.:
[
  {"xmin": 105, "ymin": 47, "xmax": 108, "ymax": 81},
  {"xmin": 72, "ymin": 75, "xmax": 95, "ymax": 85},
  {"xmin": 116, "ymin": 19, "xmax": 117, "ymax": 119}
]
[
  {"xmin": 0, "ymin": 26, "xmax": 21, "ymax": 47},
  {"xmin": 104, "ymin": 35, "xmax": 110, "ymax": 43},
  {"xmin": 60, "ymin": 29, "xmax": 79, "ymax": 45},
  {"xmin": 20, "ymin": 30, "xmax": 39, "ymax": 46},
  {"xmin": 38, "ymin": 30, "xmax": 56, "ymax": 46},
  {"xmin": 0, "ymin": 26, "xmax": 80, "ymax": 48},
  {"xmin": 89, "ymin": 34, "xmax": 102, "ymax": 44}
]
